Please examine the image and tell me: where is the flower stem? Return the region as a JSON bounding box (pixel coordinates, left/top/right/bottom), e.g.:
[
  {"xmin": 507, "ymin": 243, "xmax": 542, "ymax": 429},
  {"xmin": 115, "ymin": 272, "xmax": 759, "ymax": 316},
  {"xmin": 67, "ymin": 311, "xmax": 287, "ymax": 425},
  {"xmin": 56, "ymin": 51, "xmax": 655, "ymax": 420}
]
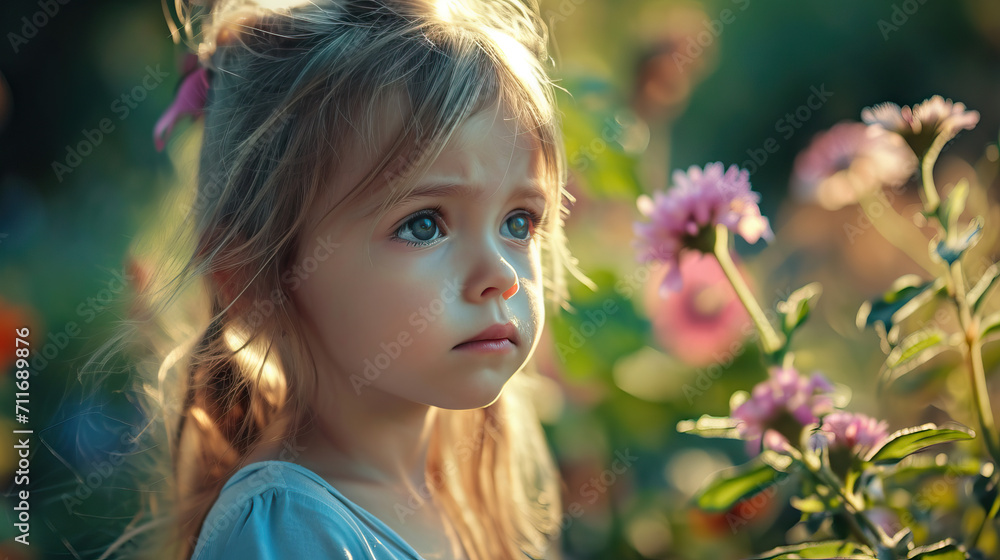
[
  {"xmin": 713, "ymin": 224, "xmax": 785, "ymax": 356},
  {"xmin": 920, "ymin": 134, "xmax": 1000, "ymax": 548},
  {"xmin": 806, "ymin": 455, "xmax": 889, "ymax": 551},
  {"xmin": 970, "ymin": 473, "xmax": 1000, "ymax": 550},
  {"xmin": 920, "ymin": 134, "xmax": 948, "ymax": 215},
  {"xmin": 955, "ymin": 262, "xmax": 1000, "ymax": 465},
  {"xmin": 854, "ymin": 189, "xmax": 943, "ymax": 277}
]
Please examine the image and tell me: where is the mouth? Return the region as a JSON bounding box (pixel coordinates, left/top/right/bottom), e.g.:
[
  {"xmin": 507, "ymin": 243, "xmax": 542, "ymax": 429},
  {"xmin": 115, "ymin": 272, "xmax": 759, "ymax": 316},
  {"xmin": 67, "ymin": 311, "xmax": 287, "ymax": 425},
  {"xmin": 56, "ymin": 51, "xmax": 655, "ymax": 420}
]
[{"xmin": 454, "ymin": 321, "xmax": 520, "ymax": 350}]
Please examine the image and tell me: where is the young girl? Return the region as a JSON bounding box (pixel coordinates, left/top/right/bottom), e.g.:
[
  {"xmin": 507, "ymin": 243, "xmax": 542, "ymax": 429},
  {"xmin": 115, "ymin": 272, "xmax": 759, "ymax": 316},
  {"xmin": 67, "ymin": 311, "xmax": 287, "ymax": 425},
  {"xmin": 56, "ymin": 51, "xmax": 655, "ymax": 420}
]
[{"xmin": 86, "ymin": 0, "xmax": 594, "ymax": 558}]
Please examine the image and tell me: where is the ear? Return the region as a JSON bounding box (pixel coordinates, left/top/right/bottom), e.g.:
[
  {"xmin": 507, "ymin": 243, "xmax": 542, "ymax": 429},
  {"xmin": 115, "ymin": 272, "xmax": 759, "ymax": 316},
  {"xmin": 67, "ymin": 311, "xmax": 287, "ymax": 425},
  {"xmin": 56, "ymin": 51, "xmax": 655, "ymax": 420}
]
[
  {"xmin": 211, "ymin": 266, "xmax": 246, "ymax": 312},
  {"xmin": 203, "ymin": 229, "xmax": 253, "ymax": 316}
]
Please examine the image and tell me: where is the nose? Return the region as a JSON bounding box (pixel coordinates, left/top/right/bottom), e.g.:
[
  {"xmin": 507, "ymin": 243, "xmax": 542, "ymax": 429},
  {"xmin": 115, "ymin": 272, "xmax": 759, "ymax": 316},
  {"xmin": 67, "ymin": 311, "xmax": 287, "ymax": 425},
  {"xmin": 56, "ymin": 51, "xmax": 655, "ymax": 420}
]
[{"xmin": 462, "ymin": 238, "xmax": 520, "ymax": 303}]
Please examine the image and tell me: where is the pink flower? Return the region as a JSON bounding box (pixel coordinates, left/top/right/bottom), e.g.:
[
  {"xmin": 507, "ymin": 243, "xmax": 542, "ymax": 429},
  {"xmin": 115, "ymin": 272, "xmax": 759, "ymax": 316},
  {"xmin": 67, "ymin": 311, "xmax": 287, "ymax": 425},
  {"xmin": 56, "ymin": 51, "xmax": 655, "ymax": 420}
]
[
  {"xmin": 911, "ymin": 95, "xmax": 980, "ymax": 137},
  {"xmin": 791, "ymin": 122, "xmax": 917, "ymax": 210},
  {"xmin": 643, "ymin": 252, "xmax": 752, "ymax": 366},
  {"xmin": 861, "ymin": 95, "xmax": 980, "ymax": 155},
  {"xmin": 154, "ymin": 54, "xmax": 211, "ymax": 152},
  {"xmin": 817, "ymin": 411, "xmax": 889, "ymax": 458},
  {"xmin": 731, "ymin": 367, "xmax": 835, "ymax": 455},
  {"xmin": 633, "ymin": 162, "xmax": 772, "ymax": 293}
]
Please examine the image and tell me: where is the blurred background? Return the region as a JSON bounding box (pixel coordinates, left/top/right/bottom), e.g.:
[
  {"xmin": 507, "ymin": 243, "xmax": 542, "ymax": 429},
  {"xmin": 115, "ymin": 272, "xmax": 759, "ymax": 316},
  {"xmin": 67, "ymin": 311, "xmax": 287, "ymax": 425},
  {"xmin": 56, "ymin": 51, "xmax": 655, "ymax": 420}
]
[{"xmin": 1, "ymin": 0, "xmax": 999, "ymax": 558}]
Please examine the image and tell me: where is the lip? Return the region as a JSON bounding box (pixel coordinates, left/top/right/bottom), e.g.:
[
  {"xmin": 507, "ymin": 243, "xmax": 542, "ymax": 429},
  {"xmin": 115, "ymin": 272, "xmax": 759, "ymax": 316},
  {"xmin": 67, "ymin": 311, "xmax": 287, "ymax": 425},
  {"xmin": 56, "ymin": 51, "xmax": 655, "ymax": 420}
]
[{"xmin": 454, "ymin": 321, "xmax": 520, "ymax": 349}]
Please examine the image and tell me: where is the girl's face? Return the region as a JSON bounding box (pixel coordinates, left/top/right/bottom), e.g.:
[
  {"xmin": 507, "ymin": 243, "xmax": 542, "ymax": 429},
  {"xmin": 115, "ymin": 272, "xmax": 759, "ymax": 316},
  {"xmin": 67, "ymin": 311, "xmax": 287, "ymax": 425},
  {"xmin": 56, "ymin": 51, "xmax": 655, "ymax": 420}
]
[{"xmin": 289, "ymin": 104, "xmax": 548, "ymax": 411}]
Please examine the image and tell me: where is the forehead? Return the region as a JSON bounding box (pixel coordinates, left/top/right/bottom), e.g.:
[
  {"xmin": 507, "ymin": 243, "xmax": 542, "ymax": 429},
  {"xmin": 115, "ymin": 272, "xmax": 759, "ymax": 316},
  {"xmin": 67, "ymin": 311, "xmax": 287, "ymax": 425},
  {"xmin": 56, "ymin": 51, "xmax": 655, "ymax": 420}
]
[
  {"xmin": 327, "ymin": 107, "xmax": 548, "ymax": 223},
  {"xmin": 416, "ymin": 105, "xmax": 544, "ymax": 193}
]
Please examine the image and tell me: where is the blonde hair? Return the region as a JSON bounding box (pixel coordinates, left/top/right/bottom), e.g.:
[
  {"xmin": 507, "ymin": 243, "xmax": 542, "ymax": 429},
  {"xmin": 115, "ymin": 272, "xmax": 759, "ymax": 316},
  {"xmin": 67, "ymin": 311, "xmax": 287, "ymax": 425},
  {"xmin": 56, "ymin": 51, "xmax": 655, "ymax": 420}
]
[{"xmin": 82, "ymin": 0, "xmax": 595, "ymax": 558}]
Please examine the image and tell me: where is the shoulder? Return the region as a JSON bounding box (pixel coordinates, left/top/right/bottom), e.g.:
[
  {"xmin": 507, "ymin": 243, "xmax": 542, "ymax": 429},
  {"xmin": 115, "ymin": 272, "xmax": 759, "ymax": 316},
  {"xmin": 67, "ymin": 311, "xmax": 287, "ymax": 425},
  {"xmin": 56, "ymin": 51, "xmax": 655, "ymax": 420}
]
[{"xmin": 190, "ymin": 461, "xmax": 379, "ymax": 560}]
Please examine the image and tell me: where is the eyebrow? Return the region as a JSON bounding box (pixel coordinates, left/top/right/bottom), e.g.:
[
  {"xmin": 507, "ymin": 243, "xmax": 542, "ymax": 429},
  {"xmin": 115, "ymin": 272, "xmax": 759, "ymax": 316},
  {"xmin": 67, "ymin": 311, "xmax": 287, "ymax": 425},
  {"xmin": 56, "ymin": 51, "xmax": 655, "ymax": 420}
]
[{"xmin": 367, "ymin": 182, "xmax": 549, "ymax": 217}]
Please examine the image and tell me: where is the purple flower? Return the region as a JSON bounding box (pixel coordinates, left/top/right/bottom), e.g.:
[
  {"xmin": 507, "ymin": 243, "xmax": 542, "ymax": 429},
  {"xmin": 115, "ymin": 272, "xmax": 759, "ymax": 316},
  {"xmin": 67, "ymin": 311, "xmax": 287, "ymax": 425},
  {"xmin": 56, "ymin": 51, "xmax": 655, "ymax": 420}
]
[
  {"xmin": 633, "ymin": 162, "xmax": 773, "ymax": 293},
  {"xmin": 642, "ymin": 251, "xmax": 751, "ymax": 366},
  {"xmin": 817, "ymin": 411, "xmax": 889, "ymax": 458},
  {"xmin": 912, "ymin": 95, "xmax": 980, "ymax": 137},
  {"xmin": 791, "ymin": 122, "xmax": 916, "ymax": 210},
  {"xmin": 861, "ymin": 95, "xmax": 980, "ymax": 155},
  {"xmin": 154, "ymin": 54, "xmax": 211, "ymax": 152},
  {"xmin": 731, "ymin": 367, "xmax": 835, "ymax": 455}
]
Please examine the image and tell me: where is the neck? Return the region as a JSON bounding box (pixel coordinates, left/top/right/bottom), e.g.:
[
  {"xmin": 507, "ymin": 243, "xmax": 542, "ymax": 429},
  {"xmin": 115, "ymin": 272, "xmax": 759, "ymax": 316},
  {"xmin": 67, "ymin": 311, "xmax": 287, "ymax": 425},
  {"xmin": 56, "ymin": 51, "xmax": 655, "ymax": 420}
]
[{"xmin": 293, "ymin": 373, "xmax": 440, "ymax": 495}]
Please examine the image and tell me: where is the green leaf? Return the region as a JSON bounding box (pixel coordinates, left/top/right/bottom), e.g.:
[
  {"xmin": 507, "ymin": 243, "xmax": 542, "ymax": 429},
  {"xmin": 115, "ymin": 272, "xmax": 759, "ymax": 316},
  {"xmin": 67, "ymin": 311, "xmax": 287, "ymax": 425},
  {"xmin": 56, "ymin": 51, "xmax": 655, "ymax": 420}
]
[
  {"xmin": 972, "ymin": 464, "xmax": 998, "ymax": 513},
  {"xmin": 906, "ymin": 539, "xmax": 968, "ymax": 560},
  {"xmin": 866, "ymin": 423, "xmax": 975, "ymax": 465},
  {"xmin": 556, "ymin": 84, "xmax": 644, "ymax": 200},
  {"xmin": 857, "ymin": 276, "xmax": 944, "ymax": 339},
  {"xmin": 695, "ymin": 458, "xmax": 780, "ymax": 512},
  {"xmin": 878, "ymin": 328, "xmax": 952, "ymax": 389},
  {"xmin": 884, "ymin": 328, "xmax": 947, "ymax": 369},
  {"xmin": 551, "ymin": 269, "xmax": 648, "ymax": 380},
  {"xmin": 934, "ymin": 218, "xmax": 983, "ymax": 265},
  {"xmin": 745, "ymin": 540, "xmax": 874, "ymax": 560},
  {"xmin": 937, "ymin": 179, "xmax": 969, "ymax": 234},
  {"xmin": 789, "ymin": 495, "xmax": 827, "ymax": 514},
  {"xmin": 882, "ymin": 453, "xmax": 981, "ymax": 484},
  {"xmin": 968, "ymin": 262, "xmax": 999, "ymax": 313},
  {"xmin": 980, "ymin": 312, "xmax": 1000, "ymax": 344},
  {"xmin": 777, "ymin": 283, "xmax": 823, "ymax": 338},
  {"xmin": 759, "ymin": 449, "xmax": 795, "ymax": 473},
  {"xmin": 676, "ymin": 415, "xmax": 742, "ymax": 439}
]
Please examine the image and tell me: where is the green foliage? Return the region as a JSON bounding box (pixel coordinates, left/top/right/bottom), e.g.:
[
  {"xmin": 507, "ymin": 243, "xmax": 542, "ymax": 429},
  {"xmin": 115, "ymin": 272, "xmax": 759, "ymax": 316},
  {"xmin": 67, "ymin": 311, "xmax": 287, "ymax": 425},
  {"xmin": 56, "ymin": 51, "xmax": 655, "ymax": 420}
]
[
  {"xmin": 857, "ymin": 276, "xmax": 946, "ymax": 345},
  {"xmin": 934, "ymin": 218, "xmax": 984, "ymax": 266},
  {"xmin": 555, "ymin": 78, "xmax": 644, "ymax": 201},
  {"xmin": 695, "ymin": 455, "xmax": 789, "ymax": 512},
  {"xmin": 906, "ymin": 540, "xmax": 968, "ymax": 560},
  {"xmin": 937, "ymin": 180, "xmax": 969, "ymax": 236},
  {"xmin": 878, "ymin": 328, "xmax": 954, "ymax": 389},
  {"xmin": 550, "ymin": 269, "xmax": 649, "ymax": 380},
  {"xmin": 746, "ymin": 540, "xmax": 875, "ymax": 560},
  {"xmin": 676, "ymin": 414, "xmax": 742, "ymax": 439},
  {"xmin": 865, "ymin": 424, "xmax": 975, "ymax": 465},
  {"xmin": 969, "ymin": 264, "xmax": 1000, "ymax": 314},
  {"xmin": 775, "ymin": 283, "xmax": 823, "ymax": 359}
]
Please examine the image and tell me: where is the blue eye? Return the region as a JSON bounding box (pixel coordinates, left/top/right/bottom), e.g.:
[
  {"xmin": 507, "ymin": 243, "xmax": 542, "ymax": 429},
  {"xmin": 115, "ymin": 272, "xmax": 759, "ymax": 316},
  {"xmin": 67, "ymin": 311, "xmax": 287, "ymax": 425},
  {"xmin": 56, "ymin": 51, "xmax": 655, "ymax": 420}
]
[
  {"xmin": 502, "ymin": 211, "xmax": 540, "ymax": 240},
  {"xmin": 391, "ymin": 207, "xmax": 545, "ymax": 247},
  {"xmin": 392, "ymin": 206, "xmax": 446, "ymax": 247}
]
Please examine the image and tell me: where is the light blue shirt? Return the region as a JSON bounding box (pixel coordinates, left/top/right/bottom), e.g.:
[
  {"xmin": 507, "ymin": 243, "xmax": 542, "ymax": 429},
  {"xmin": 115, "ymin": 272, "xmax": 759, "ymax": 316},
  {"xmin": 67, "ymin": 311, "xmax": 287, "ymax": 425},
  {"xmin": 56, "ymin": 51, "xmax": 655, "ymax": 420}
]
[{"xmin": 191, "ymin": 460, "xmax": 428, "ymax": 559}]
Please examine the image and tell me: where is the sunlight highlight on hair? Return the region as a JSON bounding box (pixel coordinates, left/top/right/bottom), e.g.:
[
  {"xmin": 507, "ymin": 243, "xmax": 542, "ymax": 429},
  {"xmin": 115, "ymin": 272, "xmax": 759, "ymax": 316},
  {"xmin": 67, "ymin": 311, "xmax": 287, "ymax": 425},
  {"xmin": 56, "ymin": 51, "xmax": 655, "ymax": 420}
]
[{"xmin": 223, "ymin": 325, "xmax": 288, "ymax": 408}]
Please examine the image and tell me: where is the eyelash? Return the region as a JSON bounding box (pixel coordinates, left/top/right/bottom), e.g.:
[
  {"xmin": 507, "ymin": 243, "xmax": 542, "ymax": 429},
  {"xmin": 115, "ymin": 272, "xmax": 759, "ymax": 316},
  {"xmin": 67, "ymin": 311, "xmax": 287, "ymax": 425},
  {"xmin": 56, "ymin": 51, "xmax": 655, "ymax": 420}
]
[{"xmin": 391, "ymin": 205, "xmax": 547, "ymax": 247}]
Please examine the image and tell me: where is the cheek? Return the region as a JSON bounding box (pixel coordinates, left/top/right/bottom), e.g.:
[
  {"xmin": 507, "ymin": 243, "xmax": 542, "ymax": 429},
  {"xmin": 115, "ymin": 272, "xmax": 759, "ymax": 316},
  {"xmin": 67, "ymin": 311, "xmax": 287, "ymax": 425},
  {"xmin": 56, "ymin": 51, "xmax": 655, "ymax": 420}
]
[
  {"xmin": 292, "ymin": 254, "xmax": 450, "ymax": 358},
  {"xmin": 521, "ymin": 245, "xmax": 547, "ymax": 335}
]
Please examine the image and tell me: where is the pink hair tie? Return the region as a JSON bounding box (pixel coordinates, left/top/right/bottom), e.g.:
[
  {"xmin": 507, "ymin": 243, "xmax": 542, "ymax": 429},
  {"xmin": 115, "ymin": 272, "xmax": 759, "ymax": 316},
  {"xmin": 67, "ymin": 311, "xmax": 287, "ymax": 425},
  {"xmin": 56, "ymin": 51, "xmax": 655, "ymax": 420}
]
[{"xmin": 154, "ymin": 53, "xmax": 211, "ymax": 152}]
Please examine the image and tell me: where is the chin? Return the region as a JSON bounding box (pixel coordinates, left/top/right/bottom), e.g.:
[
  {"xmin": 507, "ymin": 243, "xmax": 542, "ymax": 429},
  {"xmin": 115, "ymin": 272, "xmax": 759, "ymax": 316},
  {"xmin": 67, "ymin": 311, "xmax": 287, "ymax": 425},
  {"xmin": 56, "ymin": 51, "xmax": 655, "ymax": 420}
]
[{"xmin": 431, "ymin": 371, "xmax": 515, "ymax": 410}]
